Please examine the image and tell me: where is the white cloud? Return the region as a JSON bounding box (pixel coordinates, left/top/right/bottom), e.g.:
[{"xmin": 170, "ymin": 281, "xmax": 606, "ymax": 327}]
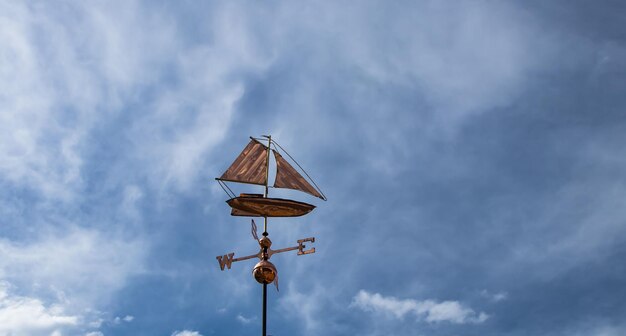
[
  {"xmin": 278, "ymin": 282, "xmax": 369, "ymax": 336},
  {"xmin": 239, "ymin": 0, "xmax": 554, "ymax": 179},
  {"xmin": 505, "ymin": 137, "xmax": 626, "ymax": 280},
  {"xmin": 0, "ymin": 1, "xmax": 114, "ymax": 201},
  {"xmin": 0, "ymin": 227, "xmax": 145, "ymax": 334},
  {"xmin": 332, "ymin": 1, "xmax": 540, "ymax": 116},
  {"xmin": 0, "ymin": 0, "xmax": 266, "ymax": 199},
  {"xmin": 481, "ymin": 290, "xmax": 508, "ymax": 302},
  {"xmin": 236, "ymin": 314, "xmax": 255, "ymax": 324},
  {"xmin": 85, "ymin": 332, "xmax": 104, "ymax": 336},
  {"xmin": 0, "ymin": 228, "xmax": 146, "ymax": 308},
  {"xmin": 113, "ymin": 315, "xmax": 134, "ymax": 324},
  {"xmin": 278, "ymin": 284, "xmax": 325, "ymax": 332},
  {"xmin": 87, "ymin": 318, "xmax": 104, "ymax": 329},
  {"xmin": 0, "ymin": 282, "xmax": 78, "ymax": 335},
  {"xmin": 351, "ymin": 290, "xmax": 488, "ymax": 324},
  {"xmin": 171, "ymin": 330, "xmax": 202, "ymax": 336}
]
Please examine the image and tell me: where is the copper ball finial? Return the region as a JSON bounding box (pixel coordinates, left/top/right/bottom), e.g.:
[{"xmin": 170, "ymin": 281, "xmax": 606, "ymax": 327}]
[{"xmin": 252, "ymin": 260, "xmax": 277, "ymax": 284}]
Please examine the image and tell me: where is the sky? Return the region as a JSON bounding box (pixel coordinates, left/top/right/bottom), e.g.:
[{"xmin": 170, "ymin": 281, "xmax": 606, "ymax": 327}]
[{"xmin": 1, "ymin": 1, "xmax": 626, "ymax": 335}]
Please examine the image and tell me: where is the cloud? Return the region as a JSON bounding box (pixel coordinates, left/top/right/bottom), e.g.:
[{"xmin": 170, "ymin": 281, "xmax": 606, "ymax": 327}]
[
  {"xmin": 113, "ymin": 315, "xmax": 134, "ymax": 324},
  {"xmin": 336, "ymin": 1, "xmax": 540, "ymax": 116},
  {"xmin": 0, "ymin": 227, "xmax": 145, "ymax": 334},
  {"xmin": 0, "ymin": 1, "xmax": 114, "ymax": 200},
  {"xmin": 577, "ymin": 325, "xmax": 626, "ymax": 336},
  {"xmin": 171, "ymin": 330, "xmax": 202, "ymax": 336},
  {"xmin": 236, "ymin": 314, "xmax": 255, "ymax": 324},
  {"xmin": 85, "ymin": 332, "xmax": 104, "ymax": 336},
  {"xmin": 351, "ymin": 290, "xmax": 488, "ymax": 324},
  {"xmin": 0, "ymin": 0, "xmax": 265, "ymax": 199},
  {"xmin": 242, "ymin": 0, "xmax": 553, "ymax": 183},
  {"xmin": 278, "ymin": 283, "xmax": 328, "ymax": 333},
  {"xmin": 0, "ymin": 1, "xmax": 259, "ymax": 333},
  {"xmin": 0, "ymin": 227, "xmax": 146, "ymax": 307},
  {"xmin": 0, "ymin": 282, "xmax": 78, "ymax": 335},
  {"xmin": 481, "ymin": 290, "xmax": 508, "ymax": 302}
]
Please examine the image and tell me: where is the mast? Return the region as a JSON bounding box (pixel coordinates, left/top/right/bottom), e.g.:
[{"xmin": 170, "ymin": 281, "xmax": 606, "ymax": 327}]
[
  {"xmin": 264, "ymin": 136, "xmax": 271, "ymax": 208},
  {"xmin": 262, "ymin": 135, "xmax": 271, "ymax": 234}
]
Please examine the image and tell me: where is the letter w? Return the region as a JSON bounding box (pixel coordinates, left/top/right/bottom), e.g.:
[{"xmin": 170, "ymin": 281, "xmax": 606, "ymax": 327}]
[{"xmin": 216, "ymin": 253, "xmax": 235, "ymax": 270}]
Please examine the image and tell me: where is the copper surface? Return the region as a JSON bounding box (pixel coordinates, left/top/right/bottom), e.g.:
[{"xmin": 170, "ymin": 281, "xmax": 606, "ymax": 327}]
[
  {"xmin": 297, "ymin": 237, "xmax": 315, "ymax": 255},
  {"xmin": 259, "ymin": 236, "xmax": 272, "ymax": 249},
  {"xmin": 272, "ymin": 150, "xmax": 324, "ymax": 199},
  {"xmin": 227, "ymin": 196, "xmax": 316, "ymax": 217},
  {"xmin": 216, "ymin": 235, "xmax": 316, "ymax": 271},
  {"xmin": 218, "ymin": 139, "xmax": 268, "ymax": 186},
  {"xmin": 253, "ymin": 260, "xmax": 277, "ymax": 284}
]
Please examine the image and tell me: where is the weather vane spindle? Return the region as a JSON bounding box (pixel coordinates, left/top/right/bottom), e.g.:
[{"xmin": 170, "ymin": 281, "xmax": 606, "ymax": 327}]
[{"xmin": 214, "ymin": 135, "xmax": 326, "ymax": 336}]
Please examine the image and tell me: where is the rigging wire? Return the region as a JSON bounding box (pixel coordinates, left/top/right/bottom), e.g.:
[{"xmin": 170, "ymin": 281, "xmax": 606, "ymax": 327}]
[
  {"xmin": 270, "ymin": 140, "xmax": 327, "ymax": 201},
  {"xmin": 217, "ymin": 179, "xmax": 236, "ymax": 198}
]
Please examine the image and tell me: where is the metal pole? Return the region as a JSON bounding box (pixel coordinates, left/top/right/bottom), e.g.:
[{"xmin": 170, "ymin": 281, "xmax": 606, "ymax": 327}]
[
  {"xmin": 262, "ymin": 134, "xmax": 271, "ymax": 336},
  {"xmin": 262, "ymin": 237, "xmax": 268, "ymax": 336},
  {"xmin": 262, "ymin": 282, "xmax": 267, "ymax": 336}
]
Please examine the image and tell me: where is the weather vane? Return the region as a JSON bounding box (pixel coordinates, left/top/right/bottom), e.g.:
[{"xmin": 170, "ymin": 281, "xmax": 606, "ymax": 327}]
[{"xmin": 214, "ymin": 135, "xmax": 326, "ymax": 336}]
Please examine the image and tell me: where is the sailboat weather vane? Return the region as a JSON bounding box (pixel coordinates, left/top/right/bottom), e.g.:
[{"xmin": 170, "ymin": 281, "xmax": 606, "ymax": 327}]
[
  {"xmin": 214, "ymin": 135, "xmax": 326, "ymax": 336},
  {"xmin": 216, "ymin": 218, "xmax": 316, "ymax": 289}
]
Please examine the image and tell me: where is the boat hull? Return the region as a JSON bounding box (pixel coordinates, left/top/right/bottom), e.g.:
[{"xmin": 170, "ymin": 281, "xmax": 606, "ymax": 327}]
[{"xmin": 226, "ymin": 196, "xmax": 316, "ymax": 217}]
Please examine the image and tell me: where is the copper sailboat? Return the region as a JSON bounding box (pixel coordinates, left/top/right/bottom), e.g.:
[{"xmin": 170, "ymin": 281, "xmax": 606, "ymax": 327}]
[{"xmin": 216, "ymin": 136, "xmax": 326, "ymax": 217}]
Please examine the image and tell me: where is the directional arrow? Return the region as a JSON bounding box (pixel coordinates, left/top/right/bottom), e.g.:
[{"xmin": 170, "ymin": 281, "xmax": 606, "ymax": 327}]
[{"xmin": 216, "ymin": 236, "xmax": 315, "ymax": 271}]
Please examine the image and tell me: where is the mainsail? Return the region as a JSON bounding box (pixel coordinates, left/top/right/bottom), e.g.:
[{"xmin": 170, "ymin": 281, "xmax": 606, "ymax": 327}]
[
  {"xmin": 217, "ymin": 139, "xmax": 268, "ymax": 185},
  {"xmin": 273, "ymin": 150, "xmax": 325, "ymax": 200}
]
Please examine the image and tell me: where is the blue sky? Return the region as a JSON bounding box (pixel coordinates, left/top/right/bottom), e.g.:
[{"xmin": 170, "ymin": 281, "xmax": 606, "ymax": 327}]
[{"xmin": 1, "ymin": 1, "xmax": 626, "ymax": 335}]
